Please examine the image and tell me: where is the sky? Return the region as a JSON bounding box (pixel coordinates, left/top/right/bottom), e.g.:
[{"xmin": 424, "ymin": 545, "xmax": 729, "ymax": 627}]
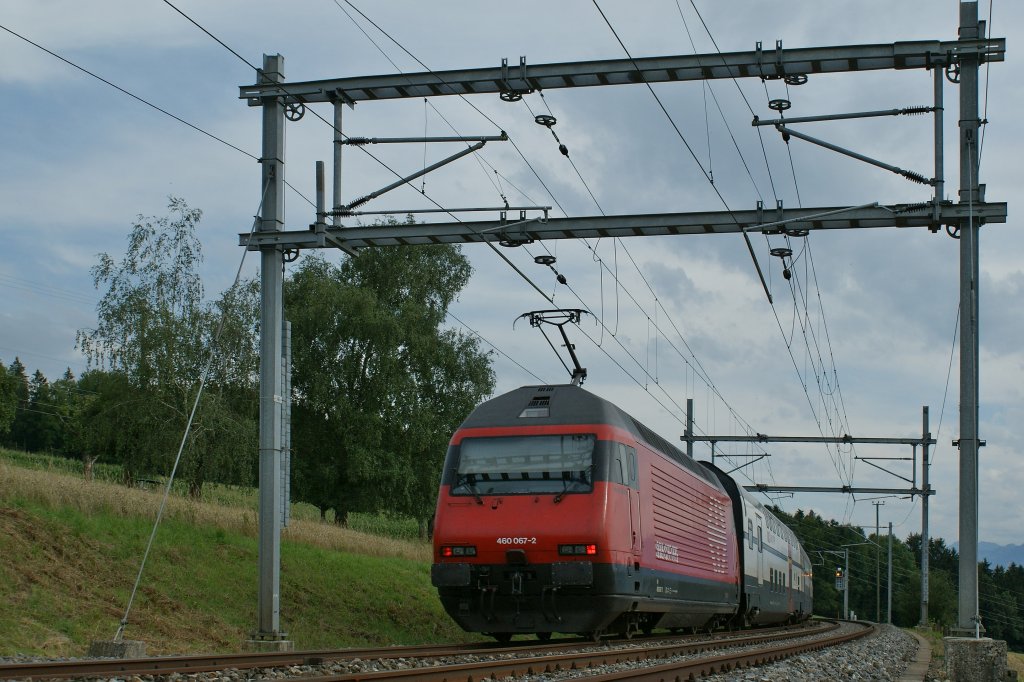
[{"xmin": 0, "ymin": 1, "xmax": 1020, "ymax": 552}]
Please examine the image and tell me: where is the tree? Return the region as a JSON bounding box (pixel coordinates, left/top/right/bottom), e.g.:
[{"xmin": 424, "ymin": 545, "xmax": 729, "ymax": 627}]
[
  {"xmin": 23, "ymin": 370, "xmax": 61, "ymax": 453},
  {"xmin": 286, "ymin": 230, "xmax": 494, "ymax": 529},
  {"xmin": 4, "ymin": 358, "xmax": 30, "ymax": 449},
  {"xmin": 0, "ymin": 359, "xmax": 19, "ymax": 438},
  {"xmin": 76, "ymin": 197, "xmax": 258, "ymax": 494}
]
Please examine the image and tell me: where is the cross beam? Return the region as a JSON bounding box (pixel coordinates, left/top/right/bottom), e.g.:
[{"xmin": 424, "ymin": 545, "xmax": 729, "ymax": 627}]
[
  {"xmin": 687, "ymin": 435, "xmax": 937, "ymax": 446},
  {"xmin": 239, "ymin": 202, "xmax": 1006, "ymax": 251},
  {"xmin": 239, "ymin": 38, "xmax": 1004, "ymax": 105},
  {"xmin": 743, "ymin": 484, "xmax": 934, "ymax": 496}
]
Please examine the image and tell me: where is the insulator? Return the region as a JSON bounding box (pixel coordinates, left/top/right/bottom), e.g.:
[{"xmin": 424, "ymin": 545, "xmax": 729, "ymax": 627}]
[
  {"xmin": 895, "ymin": 202, "xmax": 931, "ymax": 214},
  {"xmin": 499, "ymin": 236, "xmax": 534, "ymax": 248},
  {"xmin": 901, "ymin": 105, "xmax": 932, "ymax": 116},
  {"xmin": 902, "ymin": 170, "xmax": 932, "ymax": 185},
  {"xmin": 559, "ymin": 144, "xmax": 569, "ymax": 157},
  {"xmin": 557, "ymin": 273, "xmax": 567, "ymax": 285},
  {"xmin": 783, "ymin": 268, "xmax": 792, "ymax": 280}
]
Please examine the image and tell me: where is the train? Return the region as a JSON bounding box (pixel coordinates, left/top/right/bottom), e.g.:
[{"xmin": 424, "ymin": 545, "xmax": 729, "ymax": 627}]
[{"xmin": 430, "ymin": 383, "xmax": 813, "ymax": 641}]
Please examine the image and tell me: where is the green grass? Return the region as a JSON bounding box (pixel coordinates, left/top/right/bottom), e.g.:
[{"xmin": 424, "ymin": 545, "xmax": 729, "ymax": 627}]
[
  {"xmin": 0, "ymin": 449, "xmax": 470, "ymax": 656},
  {"xmin": 0, "ymin": 448, "xmax": 424, "ymax": 541},
  {"xmin": 0, "ymin": 448, "xmax": 122, "ymax": 483},
  {"xmin": 1009, "ymin": 651, "xmax": 1024, "ymax": 677}
]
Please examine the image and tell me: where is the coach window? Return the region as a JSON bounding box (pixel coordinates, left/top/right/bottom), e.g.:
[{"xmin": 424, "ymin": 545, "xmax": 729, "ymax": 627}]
[
  {"xmin": 747, "ymin": 520, "xmax": 754, "ymax": 549},
  {"xmin": 757, "ymin": 526, "xmax": 763, "ymax": 553}
]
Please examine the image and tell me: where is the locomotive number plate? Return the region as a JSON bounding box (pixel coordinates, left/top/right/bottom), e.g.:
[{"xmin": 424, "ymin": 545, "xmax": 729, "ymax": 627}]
[{"xmin": 496, "ymin": 537, "xmax": 537, "ymax": 545}]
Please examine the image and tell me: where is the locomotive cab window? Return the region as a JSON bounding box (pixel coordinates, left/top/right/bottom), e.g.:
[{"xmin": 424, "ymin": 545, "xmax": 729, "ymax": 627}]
[{"xmin": 453, "ymin": 434, "xmax": 596, "ymax": 496}]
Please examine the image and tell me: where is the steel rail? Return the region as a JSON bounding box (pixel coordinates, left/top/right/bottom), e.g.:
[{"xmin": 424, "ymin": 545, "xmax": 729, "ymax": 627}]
[
  {"xmin": 292, "ymin": 621, "xmax": 839, "ymax": 681},
  {"xmin": 0, "ymin": 641, "xmax": 494, "ymax": 680},
  {"xmin": 583, "ymin": 621, "xmax": 875, "ymax": 681},
  {"xmin": 0, "ymin": 623, "xmax": 821, "ymax": 680}
]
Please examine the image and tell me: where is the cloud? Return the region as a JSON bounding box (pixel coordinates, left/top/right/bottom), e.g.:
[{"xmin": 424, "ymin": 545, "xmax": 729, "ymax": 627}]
[{"xmin": 0, "ymin": 0, "xmax": 1020, "ymax": 548}]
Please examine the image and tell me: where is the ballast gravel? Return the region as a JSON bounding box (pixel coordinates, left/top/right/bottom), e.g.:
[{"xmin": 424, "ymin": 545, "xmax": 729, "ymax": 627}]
[
  {"xmin": 504, "ymin": 622, "xmax": 919, "ymax": 681},
  {"xmin": 0, "ymin": 623, "xmax": 924, "ymax": 682},
  {"xmin": 700, "ymin": 623, "xmax": 920, "ymax": 682}
]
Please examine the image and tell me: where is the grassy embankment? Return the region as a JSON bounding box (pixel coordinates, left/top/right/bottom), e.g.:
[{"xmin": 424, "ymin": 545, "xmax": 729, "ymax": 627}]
[{"xmin": 0, "ymin": 448, "xmax": 472, "ymax": 657}]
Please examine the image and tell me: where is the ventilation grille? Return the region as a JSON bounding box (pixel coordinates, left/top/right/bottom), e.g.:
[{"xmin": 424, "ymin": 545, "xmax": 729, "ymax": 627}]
[{"xmin": 520, "ymin": 394, "xmax": 551, "ymax": 418}]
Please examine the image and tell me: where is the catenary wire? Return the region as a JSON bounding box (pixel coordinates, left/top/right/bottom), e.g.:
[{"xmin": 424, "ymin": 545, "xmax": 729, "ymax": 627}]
[
  {"xmin": 445, "ymin": 310, "xmax": 544, "ymax": 384},
  {"xmin": 0, "ymin": 22, "xmax": 316, "ymax": 209},
  {"xmin": 679, "ymin": 1, "xmax": 856, "ymax": 494},
  {"xmin": 159, "ymin": 0, "xmax": 555, "ymax": 307},
  {"xmin": 335, "ymin": 0, "xmax": 776, "ymax": 471},
  {"xmin": 595, "ymin": 1, "xmax": 855, "ymax": 492},
  {"xmin": 157, "ymin": 0, "xmax": 555, "ymax": 389}
]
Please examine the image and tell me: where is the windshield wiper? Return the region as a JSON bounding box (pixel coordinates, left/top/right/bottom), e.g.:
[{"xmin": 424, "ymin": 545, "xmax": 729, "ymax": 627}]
[
  {"xmin": 554, "ymin": 472, "xmax": 576, "ymax": 504},
  {"xmin": 554, "ymin": 466, "xmax": 593, "ymax": 504},
  {"xmin": 458, "ymin": 474, "xmax": 484, "ymax": 505}
]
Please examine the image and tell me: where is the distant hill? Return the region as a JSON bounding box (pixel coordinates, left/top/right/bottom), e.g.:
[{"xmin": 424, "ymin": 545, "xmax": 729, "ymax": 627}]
[
  {"xmin": 979, "ymin": 542, "xmax": 1024, "ymax": 568},
  {"xmin": 953, "ymin": 541, "xmax": 1024, "ymax": 568}
]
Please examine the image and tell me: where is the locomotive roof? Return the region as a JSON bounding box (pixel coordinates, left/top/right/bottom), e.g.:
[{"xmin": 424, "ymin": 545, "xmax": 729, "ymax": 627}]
[{"xmin": 459, "ymin": 384, "xmax": 719, "ymax": 487}]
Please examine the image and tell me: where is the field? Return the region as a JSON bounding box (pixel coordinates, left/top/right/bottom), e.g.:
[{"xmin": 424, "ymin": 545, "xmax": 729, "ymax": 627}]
[{"xmin": 0, "ymin": 449, "xmax": 471, "ymax": 656}]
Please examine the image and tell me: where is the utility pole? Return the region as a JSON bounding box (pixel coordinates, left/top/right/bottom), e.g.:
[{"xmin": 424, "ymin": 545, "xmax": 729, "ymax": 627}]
[
  {"xmin": 332, "ymin": 102, "xmax": 343, "ymax": 227},
  {"xmin": 957, "ymin": 0, "xmax": 983, "ymax": 638},
  {"xmin": 921, "ymin": 406, "xmax": 931, "ymax": 627},
  {"xmin": 845, "ymin": 549, "xmax": 850, "ymax": 620},
  {"xmin": 874, "ymin": 500, "xmax": 884, "ymax": 623},
  {"xmin": 888, "ymin": 522, "xmax": 894, "ymax": 624},
  {"xmin": 252, "ymin": 54, "xmax": 290, "ymax": 650}
]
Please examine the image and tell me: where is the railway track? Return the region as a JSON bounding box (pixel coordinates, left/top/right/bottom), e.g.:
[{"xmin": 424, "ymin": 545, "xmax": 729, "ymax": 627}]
[{"xmin": 0, "ymin": 620, "xmax": 870, "ymax": 681}]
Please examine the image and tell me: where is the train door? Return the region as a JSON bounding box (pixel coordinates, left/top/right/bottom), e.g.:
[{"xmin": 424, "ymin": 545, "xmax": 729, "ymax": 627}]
[
  {"xmin": 787, "ymin": 546, "xmax": 794, "ymax": 613},
  {"xmin": 755, "ymin": 514, "xmax": 764, "ymax": 586},
  {"xmin": 626, "ymin": 446, "xmax": 641, "ymax": 557}
]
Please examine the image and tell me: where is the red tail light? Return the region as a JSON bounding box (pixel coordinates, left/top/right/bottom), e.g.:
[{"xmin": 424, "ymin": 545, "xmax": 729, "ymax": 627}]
[{"xmin": 559, "ymin": 543, "xmax": 598, "ymax": 556}]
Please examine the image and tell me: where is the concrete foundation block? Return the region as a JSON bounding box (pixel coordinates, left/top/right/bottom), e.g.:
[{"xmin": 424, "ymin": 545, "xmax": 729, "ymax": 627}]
[
  {"xmin": 944, "ymin": 637, "xmax": 1013, "ymax": 682},
  {"xmin": 87, "ymin": 639, "xmax": 146, "ymax": 659},
  {"xmin": 245, "ymin": 636, "xmax": 294, "ymax": 652}
]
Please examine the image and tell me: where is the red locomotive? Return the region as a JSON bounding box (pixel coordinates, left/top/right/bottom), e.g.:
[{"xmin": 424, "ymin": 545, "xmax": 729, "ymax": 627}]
[{"xmin": 431, "ymin": 384, "xmax": 813, "ymax": 641}]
